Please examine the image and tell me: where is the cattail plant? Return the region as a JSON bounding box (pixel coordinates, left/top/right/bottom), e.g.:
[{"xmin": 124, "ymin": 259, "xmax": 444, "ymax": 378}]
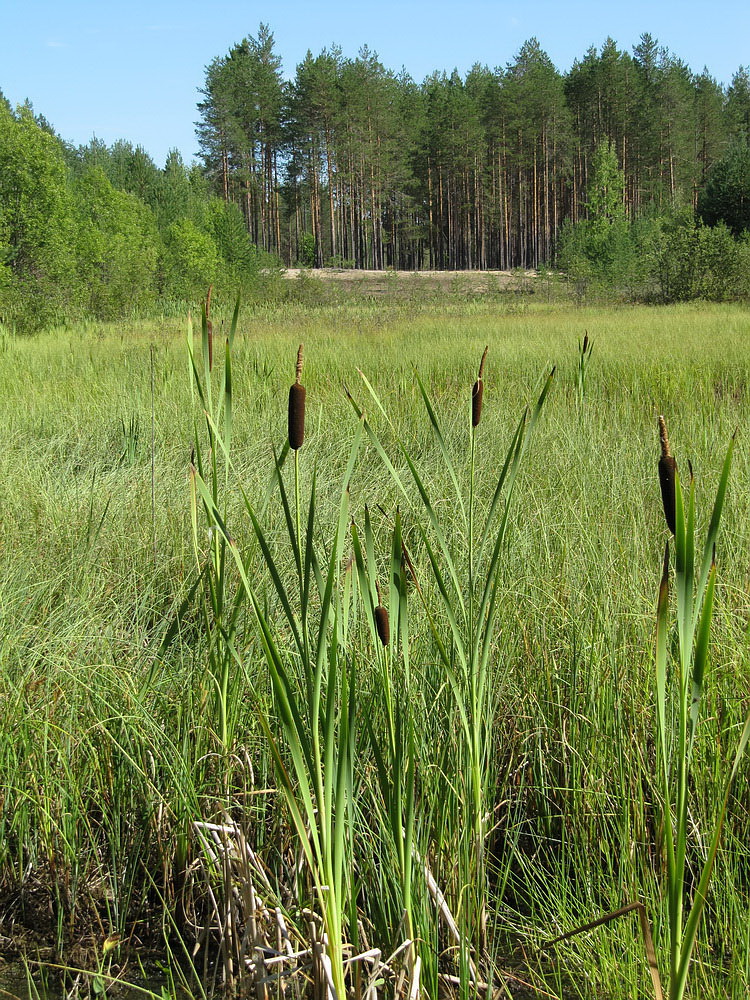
[
  {"xmin": 188, "ymin": 328, "xmax": 366, "ymax": 1000},
  {"xmin": 652, "ymin": 419, "xmax": 750, "ymax": 1000},
  {"xmin": 187, "ymin": 293, "xmax": 239, "ymax": 756},
  {"xmin": 351, "ymin": 507, "xmax": 419, "ymax": 992},
  {"xmin": 347, "ymin": 359, "xmax": 554, "ymax": 979},
  {"xmin": 658, "ymin": 415, "xmax": 677, "ymax": 535}
]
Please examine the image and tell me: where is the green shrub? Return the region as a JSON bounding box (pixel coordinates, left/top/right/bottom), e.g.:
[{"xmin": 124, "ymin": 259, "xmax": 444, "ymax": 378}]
[{"xmin": 161, "ymin": 219, "xmax": 221, "ymax": 299}]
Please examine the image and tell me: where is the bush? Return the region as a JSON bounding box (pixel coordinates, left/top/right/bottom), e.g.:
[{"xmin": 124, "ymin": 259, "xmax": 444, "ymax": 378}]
[
  {"xmin": 653, "ymin": 220, "xmax": 750, "ymax": 302},
  {"xmin": 161, "ymin": 220, "xmax": 221, "ymax": 300}
]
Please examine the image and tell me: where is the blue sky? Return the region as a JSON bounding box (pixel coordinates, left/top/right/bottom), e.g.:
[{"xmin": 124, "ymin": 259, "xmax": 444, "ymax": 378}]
[{"xmin": 2, "ymin": 1, "xmax": 749, "ymax": 167}]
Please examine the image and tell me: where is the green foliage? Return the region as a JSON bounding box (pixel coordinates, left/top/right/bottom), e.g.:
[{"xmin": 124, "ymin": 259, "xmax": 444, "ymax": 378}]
[
  {"xmin": 73, "ymin": 167, "xmax": 160, "ymax": 318},
  {"xmin": 3, "ymin": 303, "xmax": 750, "ymax": 998},
  {"xmin": 161, "ymin": 219, "xmax": 221, "ymax": 299},
  {"xmin": 205, "ymin": 197, "xmax": 255, "ymax": 274},
  {"xmin": 698, "ymin": 137, "xmax": 750, "ymax": 235},
  {"xmin": 585, "ymin": 139, "xmax": 626, "ymax": 224},
  {"xmin": 653, "ymin": 219, "xmax": 750, "ymax": 301},
  {"xmin": 0, "ymin": 102, "xmax": 76, "ymax": 327},
  {"xmin": 299, "ymin": 232, "xmax": 316, "ymax": 267}
]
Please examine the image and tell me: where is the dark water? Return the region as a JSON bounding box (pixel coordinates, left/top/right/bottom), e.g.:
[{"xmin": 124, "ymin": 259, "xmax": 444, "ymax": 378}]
[{"xmin": 0, "ymin": 965, "xmax": 166, "ymax": 1000}]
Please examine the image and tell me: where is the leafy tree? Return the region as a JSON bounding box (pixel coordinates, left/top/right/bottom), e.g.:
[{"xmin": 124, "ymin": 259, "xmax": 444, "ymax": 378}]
[
  {"xmin": 0, "ymin": 101, "xmax": 76, "ymax": 326},
  {"xmin": 73, "ymin": 167, "xmax": 160, "ymax": 317}
]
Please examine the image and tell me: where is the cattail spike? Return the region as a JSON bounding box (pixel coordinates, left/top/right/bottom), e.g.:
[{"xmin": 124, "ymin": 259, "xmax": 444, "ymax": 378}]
[
  {"xmin": 288, "ymin": 345, "xmax": 306, "ymax": 449},
  {"xmin": 658, "ymin": 416, "xmax": 677, "ymax": 535},
  {"xmin": 582, "ymin": 332, "xmax": 589, "ymax": 354},
  {"xmin": 472, "ymin": 346, "xmax": 488, "ymax": 428},
  {"xmin": 374, "ymin": 603, "xmax": 390, "ymax": 647}
]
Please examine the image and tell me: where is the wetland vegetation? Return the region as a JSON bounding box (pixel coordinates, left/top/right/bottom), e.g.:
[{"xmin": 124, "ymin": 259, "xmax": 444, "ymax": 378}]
[{"xmin": 0, "ymin": 299, "xmax": 749, "ymax": 998}]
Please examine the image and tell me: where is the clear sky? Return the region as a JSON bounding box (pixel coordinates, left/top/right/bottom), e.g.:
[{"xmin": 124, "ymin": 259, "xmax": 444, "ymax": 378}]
[{"xmin": 2, "ymin": 0, "xmax": 749, "ymax": 168}]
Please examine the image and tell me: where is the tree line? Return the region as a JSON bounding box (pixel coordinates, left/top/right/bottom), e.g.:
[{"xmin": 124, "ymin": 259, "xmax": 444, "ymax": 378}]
[
  {"xmin": 2, "ymin": 27, "xmax": 750, "ymax": 329},
  {"xmin": 0, "ymin": 95, "xmax": 279, "ymax": 330},
  {"xmin": 197, "ymin": 26, "xmax": 750, "ymax": 270}
]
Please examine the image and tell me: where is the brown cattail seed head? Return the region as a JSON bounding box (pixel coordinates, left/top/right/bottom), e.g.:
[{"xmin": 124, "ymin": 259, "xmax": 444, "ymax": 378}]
[
  {"xmin": 472, "ymin": 346, "xmax": 488, "ymax": 427},
  {"xmin": 288, "ymin": 344, "xmax": 306, "ymax": 450},
  {"xmin": 582, "ymin": 332, "xmax": 589, "ymax": 353},
  {"xmin": 658, "ymin": 415, "xmax": 677, "ymax": 535},
  {"xmin": 374, "ymin": 604, "xmax": 390, "ymax": 647}
]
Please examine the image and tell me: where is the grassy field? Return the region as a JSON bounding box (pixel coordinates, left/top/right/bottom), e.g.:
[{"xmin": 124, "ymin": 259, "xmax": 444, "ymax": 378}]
[{"xmin": 1, "ymin": 298, "xmax": 749, "ymax": 999}]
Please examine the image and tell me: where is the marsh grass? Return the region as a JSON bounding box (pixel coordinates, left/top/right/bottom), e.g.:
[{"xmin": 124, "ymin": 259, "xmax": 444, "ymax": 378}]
[{"xmin": 0, "ymin": 301, "xmax": 749, "ymax": 998}]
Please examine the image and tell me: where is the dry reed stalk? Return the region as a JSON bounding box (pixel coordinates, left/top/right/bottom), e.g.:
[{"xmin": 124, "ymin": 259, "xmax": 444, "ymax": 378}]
[
  {"xmin": 288, "ymin": 344, "xmax": 306, "ymax": 450},
  {"xmin": 658, "ymin": 415, "xmax": 677, "ymax": 535},
  {"xmin": 471, "ymin": 345, "xmax": 489, "ymax": 427}
]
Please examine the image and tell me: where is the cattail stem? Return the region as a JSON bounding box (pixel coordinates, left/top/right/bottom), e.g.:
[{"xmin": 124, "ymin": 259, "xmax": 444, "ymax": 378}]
[{"xmin": 294, "ymin": 446, "xmax": 302, "ymax": 574}]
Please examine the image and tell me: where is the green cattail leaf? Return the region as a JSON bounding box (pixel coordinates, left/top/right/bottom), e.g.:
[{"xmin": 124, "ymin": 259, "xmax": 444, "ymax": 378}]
[
  {"xmin": 228, "ymin": 293, "xmax": 240, "ymax": 349},
  {"xmin": 351, "ymin": 522, "xmax": 378, "ymax": 648},
  {"xmin": 415, "ymin": 369, "xmax": 466, "ymax": 524},
  {"xmin": 302, "ymin": 466, "xmax": 319, "ymax": 623},
  {"xmin": 223, "ymin": 338, "xmax": 232, "ymax": 458},
  {"xmin": 244, "ymin": 503, "xmax": 305, "ymax": 660},
  {"xmin": 478, "ymin": 410, "xmax": 526, "ymax": 557},
  {"xmin": 675, "ymin": 710, "xmax": 750, "ymax": 999},
  {"xmin": 689, "ymin": 560, "xmax": 716, "ymax": 749},
  {"xmin": 364, "ymin": 504, "xmax": 378, "ymax": 607},
  {"xmin": 344, "ymin": 386, "xmax": 409, "ymax": 499},
  {"xmin": 416, "ymin": 521, "xmax": 467, "ymax": 674},
  {"xmin": 697, "ymin": 433, "xmax": 734, "ymax": 606},
  {"xmin": 261, "ymin": 441, "xmax": 289, "ymax": 516}
]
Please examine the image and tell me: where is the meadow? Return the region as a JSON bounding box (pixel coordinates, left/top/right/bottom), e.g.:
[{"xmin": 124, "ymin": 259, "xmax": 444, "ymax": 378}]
[{"xmin": 0, "ymin": 296, "xmax": 749, "ymax": 1000}]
